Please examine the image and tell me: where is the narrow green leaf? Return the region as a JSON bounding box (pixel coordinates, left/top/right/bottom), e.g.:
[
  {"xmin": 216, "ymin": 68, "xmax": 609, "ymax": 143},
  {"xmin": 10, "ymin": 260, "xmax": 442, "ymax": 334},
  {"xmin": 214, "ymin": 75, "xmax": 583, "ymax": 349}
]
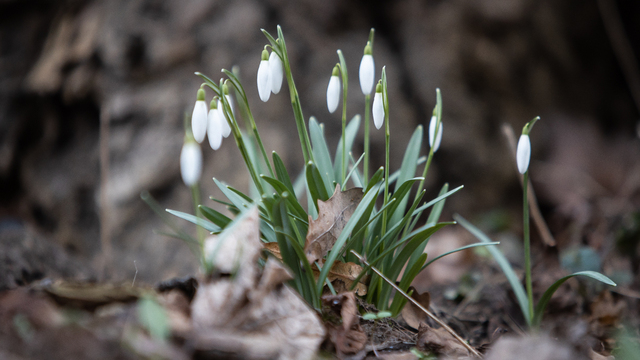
[
  {"xmin": 412, "ymin": 185, "xmax": 464, "ymax": 215},
  {"xmin": 390, "ymin": 127, "xmax": 423, "ymax": 225},
  {"xmin": 272, "ymin": 152, "xmax": 295, "ymax": 195},
  {"xmin": 166, "ymin": 209, "xmax": 220, "ymax": 233},
  {"xmin": 532, "ymin": 271, "xmax": 616, "ymax": 326},
  {"xmin": 421, "ymin": 242, "xmax": 500, "ymax": 270},
  {"xmin": 309, "ymin": 117, "xmax": 336, "ymax": 193},
  {"xmin": 334, "ymin": 115, "xmax": 361, "ymax": 177},
  {"xmin": 199, "ymin": 205, "xmax": 232, "ymax": 228},
  {"xmin": 454, "ymin": 214, "xmax": 531, "ymax": 325},
  {"xmin": 390, "ymin": 253, "xmax": 427, "ymax": 315}
]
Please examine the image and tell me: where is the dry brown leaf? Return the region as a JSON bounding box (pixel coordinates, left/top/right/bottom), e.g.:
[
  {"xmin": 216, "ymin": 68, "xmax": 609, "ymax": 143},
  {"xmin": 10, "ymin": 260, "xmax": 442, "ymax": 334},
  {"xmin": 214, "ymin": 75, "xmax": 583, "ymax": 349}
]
[
  {"xmin": 322, "ymin": 292, "xmax": 367, "ymax": 356},
  {"xmin": 305, "ymin": 185, "xmax": 363, "ymax": 264},
  {"xmin": 191, "ymin": 207, "xmax": 325, "ymax": 360},
  {"xmin": 400, "ymin": 287, "xmax": 431, "ymax": 330},
  {"xmin": 417, "ymin": 323, "xmax": 470, "ymax": 358},
  {"xmin": 264, "ymin": 242, "xmax": 368, "ymax": 295}
]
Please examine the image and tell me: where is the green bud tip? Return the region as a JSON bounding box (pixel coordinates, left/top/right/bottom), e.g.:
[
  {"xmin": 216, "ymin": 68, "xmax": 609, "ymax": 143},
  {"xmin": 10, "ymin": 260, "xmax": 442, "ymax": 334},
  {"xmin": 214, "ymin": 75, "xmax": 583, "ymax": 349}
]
[
  {"xmin": 223, "ymin": 83, "xmax": 230, "ymax": 95},
  {"xmin": 196, "ymin": 88, "xmax": 205, "ymax": 101},
  {"xmin": 332, "ymin": 65, "xmax": 340, "ymax": 77},
  {"xmin": 209, "ymin": 99, "xmax": 217, "ymax": 109},
  {"xmin": 364, "ymin": 42, "xmax": 372, "ymax": 55},
  {"xmin": 375, "ymin": 82, "xmax": 383, "ymax": 93},
  {"xmin": 261, "ymin": 49, "xmax": 269, "ymax": 61},
  {"xmin": 522, "ymin": 116, "xmax": 541, "ymax": 135}
]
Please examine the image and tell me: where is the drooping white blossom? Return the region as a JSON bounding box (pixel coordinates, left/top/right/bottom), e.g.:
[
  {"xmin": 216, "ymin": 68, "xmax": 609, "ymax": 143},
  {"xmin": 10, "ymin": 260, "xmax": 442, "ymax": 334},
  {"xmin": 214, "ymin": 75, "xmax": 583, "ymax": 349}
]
[
  {"xmin": 516, "ymin": 134, "xmax": 531, "ymax": 174},
  {"xmin": 372, "ymin": 83, "xmax": 384, "ymax": 129},
  {"xmin": 428, "ymin": 115, "xmax": 443, "ymax": 153},
  {"xmin": 191, "ymin": 88, "xmax": 208, "ymax": 143},
  {"xmin": 327, "ymin": 65, "xmax": 340, "ymax": 113},
  {"xmin": 207, "ymin": 99, "xmax": 223, "ymax": 150},
  {"xmin": 269, "ymin": 51, "xmax": 283, "ymax": 94},
  {"xmin": 180, "ymin": 140, "xmax": 202, "ymax": 187},
  {"xmin": 218, "ymin": 98, "xmax": 231, "ymax": 138},
  {"xmin": 359, "ymin": 43, "xmax": 375, "ymax": 95},
  {"xmin": 257, "ymin": 49, "xmax": 271, "ymax": 102}
]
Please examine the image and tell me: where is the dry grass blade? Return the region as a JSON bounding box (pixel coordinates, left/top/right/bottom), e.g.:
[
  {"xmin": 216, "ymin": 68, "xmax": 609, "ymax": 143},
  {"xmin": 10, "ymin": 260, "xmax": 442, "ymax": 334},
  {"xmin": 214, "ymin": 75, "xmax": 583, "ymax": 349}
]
[{"xmin": 350, "ymin": 250, "xmax": 483, "ymax": 358}]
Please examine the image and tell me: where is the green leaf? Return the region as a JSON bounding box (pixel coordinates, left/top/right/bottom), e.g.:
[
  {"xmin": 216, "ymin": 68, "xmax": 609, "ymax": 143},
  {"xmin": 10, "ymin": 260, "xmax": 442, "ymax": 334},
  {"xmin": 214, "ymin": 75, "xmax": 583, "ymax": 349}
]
[
  {"xmin": 406, "ymin": 183, "xmax": 449, "ymax": 270},
  {"xmin": 166, "ymin": 209, "xmax": 220, "ymax": 233},
  {"xmin": 412, "ymin": 185, "xmax": 464, "ymax": 215},
  {"xmin": 305, "ymin": 161, "xmax": 329, "ymax": 212},
  {"xmin": 421, "ymin": 242, "xmax": 500, "ymax": 270},
  {"xmin": 199, "ymin": 205, "xmax": 232, "ymax": 228},
  {"xmin": 342, "ymin": 153, "xmax": 365, "ymax": 190},
  {"xmin": 390, "ymin": 126, "xmax": 423, "ymax": 225},
  {"xmin": 390, "ymin": 253, "xmax": 427, "ymax": 315},
  {"xmin": 454, "ymin": 214, "xmax": 531, "ymax": 325},
  {"xmin": 137, "ymin": 296, "xmax": 170, "ymax": 341},
  {"xmin": 532, "ymin": 271, "xmax": 616, "ymax": 327},
  {"xmin": 309, "ymin": 117, "xmax": 336, "ymax": 193},
  {"xmin": 261, "ymin": 175, "xmax": 308, "ymax": 221},
  {"xmin": 334, "ymin": 115, "xmax": 361, "ymax": 177},
  {"xmin": 366, "ymin": 167, "xmax": 384, "ymax": 194},
  {"xmin": 273, "ymin": 152, "xmax": 295, "ymax": 195}
]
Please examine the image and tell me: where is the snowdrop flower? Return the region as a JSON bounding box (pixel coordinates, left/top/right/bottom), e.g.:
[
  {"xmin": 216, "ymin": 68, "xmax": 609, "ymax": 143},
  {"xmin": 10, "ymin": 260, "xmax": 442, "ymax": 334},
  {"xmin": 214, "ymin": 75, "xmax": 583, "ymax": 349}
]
[
  {"xmin": 516, "ymin": 134, "xmax": 531, "ymax": 174},
  {"xmin": 269, "ymin": 51, "xmax": 283, "ymax": 94},
  {"xmin": 372, "ymin": 81, "xmax": 384, "ymax": 129},
  {"xmin": 207, "ymin": 99, "xmax": 223, "ymax": 150},
  {"xmin": 217, "ymin": 98, "xmax": 231, "ymax": 138},
  {"xmin": 428, "ymin": 115, "xmax": 443, "ymax": 152},
  {"xmin": 359, "ymin": 42, "xmax": 375, "ymax": 95},
  {"xmin": 327, "ymin": 65, "xmax": 340, "ymax": 113},
  {"xmin": 180, "ymin": 139, "xmax": 202, "ymax": 187},
  {"xmin": 257, "ymin": 49, "xmax": 271, "ymax": 102},
  {"xmin": 191, "ymin": 88, "xmax": 208, "ymax": 143}
]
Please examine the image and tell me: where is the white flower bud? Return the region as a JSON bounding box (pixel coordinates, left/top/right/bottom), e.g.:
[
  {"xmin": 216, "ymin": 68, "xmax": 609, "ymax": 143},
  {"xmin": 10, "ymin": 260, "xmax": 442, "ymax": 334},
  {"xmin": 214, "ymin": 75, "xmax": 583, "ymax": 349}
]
[
  {"xmin": 372, "ymin": 82, "xmax": 384, "ymax": 129},
  {"xmin": 207, "ymin": 100, "xmax": 222, "ymax": 150},
  {"xmin": 359, "ymin": 43, "xmax": 374, "ymax": 95},
  {"xmin": 191, "ymin": 88, "xmax": 208, "ymax": 143},
  {"xmin": 180, "ymin": 141, "xmax": 202, "ymax": 187},
  {"xmin": 516, "ymin": 134, "xmax": 531, "ymax": 174},
  {"xmin": 269, "ymin": 51, "xmax": 284, "ymax": 94},
  {"xmin": 257, "ymin": 50, "xmax": 271, "ymax": 102},
  {"xmin": 428, "ymin": 115, "xmax": 443, "ymax": 152},
  {"xmin": 327, "ymin": 66, "xmax": 341, "ymax": 113}
]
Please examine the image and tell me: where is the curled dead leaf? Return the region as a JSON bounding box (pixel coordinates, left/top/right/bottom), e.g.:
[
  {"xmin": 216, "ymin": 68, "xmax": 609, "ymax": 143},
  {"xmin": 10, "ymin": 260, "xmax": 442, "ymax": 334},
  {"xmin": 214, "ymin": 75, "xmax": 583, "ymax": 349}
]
[
  {"xmin": 400, "ymin": 287, "xmax": 431, "ymax": 330},
  {"xmin": 322, "ymin": 292, "xmax": 367, "ymax": 356},
  {"xmin": 305, "ymin": 185, "xmax": 363, "ymax": 265},
  {"xmin": 417, "ymin": 323, "xmax": 470, "ymax": 358}
]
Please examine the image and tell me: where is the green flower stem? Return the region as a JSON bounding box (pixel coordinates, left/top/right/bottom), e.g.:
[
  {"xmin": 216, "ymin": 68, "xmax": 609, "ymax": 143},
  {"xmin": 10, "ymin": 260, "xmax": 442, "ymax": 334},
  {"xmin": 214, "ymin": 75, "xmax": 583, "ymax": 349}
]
[
  {"xmin": 337, "ymin": 50, "xmax": 349, "ymax": 185},
  {"xmin": 404, "ymin": 149, "xmax": 434, "ymax": 237},
  {"xmin": 190, "ymin": 184, "xmax": 205, "ymax": 257},
  {"xmin": 523, "ymin": 170, "xmax": 534, "ymax": 322},
  {"xmin": 381, "ymin": 67, "xmax": 390, "ymax": 235},
  {"xmin": 363, "ymin": 94, "xmax": 371, "ymax": 188}
]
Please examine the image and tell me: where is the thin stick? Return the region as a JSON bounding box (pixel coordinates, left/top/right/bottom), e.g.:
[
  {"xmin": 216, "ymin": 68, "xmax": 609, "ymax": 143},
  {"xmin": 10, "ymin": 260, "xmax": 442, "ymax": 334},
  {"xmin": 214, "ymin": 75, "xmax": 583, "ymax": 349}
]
[
  {"xmin": 350, "ymin": 250, "xmax": 482, "ymax": 358},
  {"xmin": 501, "ymin": 123, "xmax": 556, "ymax": 247},
  {"xmin": 99, "ymin": 107, "xmax": 112, "ymax": 280}
]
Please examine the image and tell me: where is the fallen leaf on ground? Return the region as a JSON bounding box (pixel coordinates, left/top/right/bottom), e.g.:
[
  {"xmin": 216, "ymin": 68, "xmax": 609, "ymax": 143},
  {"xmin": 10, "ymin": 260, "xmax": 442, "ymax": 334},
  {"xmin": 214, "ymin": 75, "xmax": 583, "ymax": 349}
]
[
  {"xmin": 192, "ymin": 207, "xmax": 325, "ymax": 360},
  {"xmin": 400, "ymin": 287, "xmax": 431, "ymax": 330},
  {"xmin": 305, "ymin": 185, "xmax": 363, "ymax": 264},
  {"xmin": 416, "ymin": 323, "xmax": 469, "ymax": 358},
  {"xmin": 322, "ymin": 292, "xmax": 367, "ymax": 356},
  {"xmin": 482, "ymin": 335, "xmax": 583, "ymax": 360}
]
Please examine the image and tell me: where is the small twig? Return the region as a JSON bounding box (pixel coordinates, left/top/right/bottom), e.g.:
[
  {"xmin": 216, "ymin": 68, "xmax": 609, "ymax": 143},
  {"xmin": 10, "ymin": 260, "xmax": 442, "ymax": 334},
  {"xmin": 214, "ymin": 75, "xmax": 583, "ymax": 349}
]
[
  {"xmin": 132, "ymin": 260, "xmax": 138, "ymax": 287},
  {"xmin": 501, "ymin": 123, "xmax": 556, "ymax": 247},
  {"xmin": 99, "ymin": 107, "xmax": 112, "ymax": 279},
  {"xmin": 350, "ymin": 250, "xmax": 483, "ymax": 358}
]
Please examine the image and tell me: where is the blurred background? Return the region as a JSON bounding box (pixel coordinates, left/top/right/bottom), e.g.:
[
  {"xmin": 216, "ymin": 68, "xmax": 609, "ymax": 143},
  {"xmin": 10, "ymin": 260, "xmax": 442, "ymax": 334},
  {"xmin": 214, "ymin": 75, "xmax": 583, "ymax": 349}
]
[{"xmin": 1, "ymin": 0, "xmax": 639, "ymax": 287}]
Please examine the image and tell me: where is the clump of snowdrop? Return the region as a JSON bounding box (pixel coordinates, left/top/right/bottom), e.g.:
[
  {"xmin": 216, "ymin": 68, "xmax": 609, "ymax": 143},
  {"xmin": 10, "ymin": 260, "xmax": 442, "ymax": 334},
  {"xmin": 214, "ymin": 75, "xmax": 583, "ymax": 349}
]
[
  {"xmin": 372, "ymin": 81, "xmax": 384, "ymax": 129},
  {"xmin": 191, "ymin": 88, "xmax": 208, "ymax": 143},
  {"xmin": 257, "ymin": 49, "xmax": 271, "ymax": 102},
  {"xmin": 326, "ymin": 65, "xmax": 341, "ymax": 113},
  {"xmin": 359, "ymin": 42, "xmax": 375, "ymax": 96}
]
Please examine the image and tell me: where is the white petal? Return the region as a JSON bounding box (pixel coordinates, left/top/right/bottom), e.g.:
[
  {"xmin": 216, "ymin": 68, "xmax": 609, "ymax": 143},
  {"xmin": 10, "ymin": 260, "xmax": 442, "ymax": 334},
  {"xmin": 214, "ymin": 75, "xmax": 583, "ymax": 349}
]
[
  {"xmin": 207, "ymin": 109, "xmax": 223, "ymax": 150},
  {"xmin": 516, "ymin": 134, "xmax": 531, "ymax": 174},
  {"xmin": 428, "ymin": 115, "xmax": 443, "ymax": 152},
  {"xmin": 225, "ymin": 94, "xmax": 235, "ymax": 117},
  {"xmin": 257, "ymin": 60, "xmax": 271, "ymax": 102},
  {"xmin": 359, "ymin": 54, "xmax": 375, "ymax": 95},
  {"xmin": 180, "ymin": 142, "xmax": 202, "ymax": 186},
  {"xmin": 327, "ymin": 75, "xmax": 340, "ymax": 113},
  {"xmin": 218, "ymin": 99, "xmax": 231, "ymax": 138},
  {"xmin": 191, "ymin": 100, "xmax": 208, "ymax": 143},
  {"xmin": 372, "ymin": 92, "xmax": 384, "ymax": 129},
  {"xmin": 269, "ymin": 52, "xmax": 284, "ymax": 94}
]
